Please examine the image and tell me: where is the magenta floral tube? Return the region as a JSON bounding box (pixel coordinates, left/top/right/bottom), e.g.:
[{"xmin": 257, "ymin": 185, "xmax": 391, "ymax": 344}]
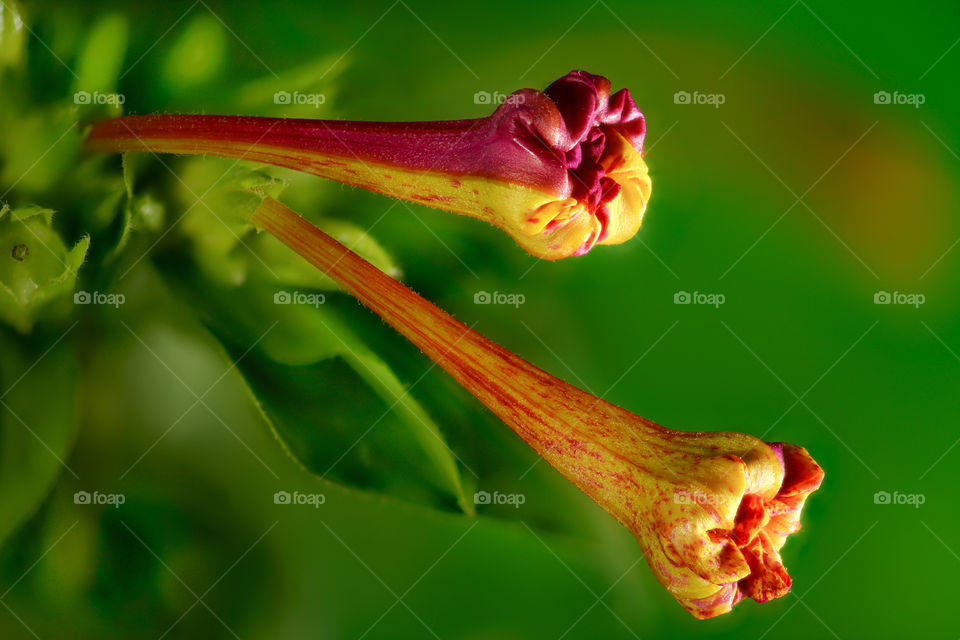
[{"xmin": 86, "ymin": 71, "xmax": 652, "ymax": 259}]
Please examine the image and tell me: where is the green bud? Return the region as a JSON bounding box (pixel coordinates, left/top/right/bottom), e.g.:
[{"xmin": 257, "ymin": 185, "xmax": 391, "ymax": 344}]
[
  {"xmin": 0, "ymin": 205, "xmax": 89, "ymax": 332},
  {"xmin": 174, "ymin": 159, "xmax": 284, "ymax": 285}
]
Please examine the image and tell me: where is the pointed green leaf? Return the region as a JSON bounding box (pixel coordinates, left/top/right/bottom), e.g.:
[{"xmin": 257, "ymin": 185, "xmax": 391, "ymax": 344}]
[{"xmin": 154, "ymin": 252, "xmax": 471, "ymax": 513}]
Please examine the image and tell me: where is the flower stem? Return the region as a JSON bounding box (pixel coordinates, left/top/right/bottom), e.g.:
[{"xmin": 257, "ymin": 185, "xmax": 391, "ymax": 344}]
[
  {"xmin": 87, "ymin": 114, "xmax": 488, "ymax": 183},
  {"xmin": 250, "ymin": 197, "xmax": 665, "ymax": 491}
]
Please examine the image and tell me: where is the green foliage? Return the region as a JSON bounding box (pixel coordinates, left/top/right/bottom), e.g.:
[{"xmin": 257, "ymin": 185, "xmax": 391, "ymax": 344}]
[
  {"xmin": 0, "ymin": 0, "xmax": 475, "ymax": 561},
  {"xmin": 0, "ymin": 331, "xmax": 79, "ymax": 548},
  {"xmin": 71, "ymin": 13, "xmax": 128, "ymax": 98},
  {"xmin": 160, "ymin": 13, "xmax": 226, "ymax": 89},
  {"xmin": 0, "ymin": 0, "xmax": 26, "ymax": 70},
  {"xmin": 154, "ymin": 248, "xmax": 471, "ymax": 513}
]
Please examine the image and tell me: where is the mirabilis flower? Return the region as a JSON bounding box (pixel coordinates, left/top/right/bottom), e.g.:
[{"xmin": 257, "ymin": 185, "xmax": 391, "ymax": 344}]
[
  {"xmin": 85, "ymin": 71, "xmax": 651, "ymax": 259},
  {"xmin": 249, "ymin": 196, "xmax": 824, "ymax": 619}
]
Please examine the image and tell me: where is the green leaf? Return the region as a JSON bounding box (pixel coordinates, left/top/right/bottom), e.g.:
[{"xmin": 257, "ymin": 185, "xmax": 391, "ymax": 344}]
[
  {"xmin": 174, "ymin": 160, "xmax": 287, "ymax": 286},
  {"xmin": 99, "ymin": 152, "xmax": 166, "ymax": 263},
  {"xmin": 232, "ymin": 54, "xmax": 344, "ymax": 117},
  {"xmin": 71, "ymin": 13, "xmax": 128, "ymax": 119},
  {"xmin": 171, "ymin": 159, "xmax": 400, "ymax": 290},
  {"xmin": 161, "ymin": 13, "xmax": 227, "ymax": 89},
  {"xmin": 154, "ymin": 251, "xmax": 472, "ymax": 513},
  {"xmin": 0, "ymin": 0, "xmax": 26, "ymax": 70},
  {"xmin": 0, "ymin": 330, "xmax": 79, "ymax": 548},
  {"xmin": 0, "ymin": 107, "xmax": 82, "ymax": 195},
  {"xmin": 72, "ymin": 13, "xmax": 128, "ymax": 95}
]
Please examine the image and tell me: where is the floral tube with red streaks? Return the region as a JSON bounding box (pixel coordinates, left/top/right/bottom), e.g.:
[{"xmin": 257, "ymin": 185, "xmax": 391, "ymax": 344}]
[
  {"xmin": 249, "ymin": 196, "xmax": 824, "ymax": 620},
  {"xmin": 85, "ymin": 71, "xmax": 651, "ymax": 260}
]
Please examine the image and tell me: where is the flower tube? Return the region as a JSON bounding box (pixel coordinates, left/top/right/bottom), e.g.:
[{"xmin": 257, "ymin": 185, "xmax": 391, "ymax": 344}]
[
  {"xmin": 249, "ymin": 196, "xmax": 824, "ymax": 619},
  {"xmin": 85, "ymin": 71, "xmax": 651, "ymax": 260}
]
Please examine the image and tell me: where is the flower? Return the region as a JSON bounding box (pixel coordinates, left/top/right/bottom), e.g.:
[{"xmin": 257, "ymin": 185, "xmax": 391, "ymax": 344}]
[
  {"xmin": 85, "ymin": 70, "xmax": 651, "ymax": 260},
  {"xmin": 249, "ymin": 196, "xmax": 824, "ymax": 619}
]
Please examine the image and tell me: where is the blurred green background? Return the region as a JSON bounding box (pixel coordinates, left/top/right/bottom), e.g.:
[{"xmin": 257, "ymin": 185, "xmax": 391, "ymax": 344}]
[{"xmin": 1, "ymin": 0, "xmax": 958, "ymax": 638}]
